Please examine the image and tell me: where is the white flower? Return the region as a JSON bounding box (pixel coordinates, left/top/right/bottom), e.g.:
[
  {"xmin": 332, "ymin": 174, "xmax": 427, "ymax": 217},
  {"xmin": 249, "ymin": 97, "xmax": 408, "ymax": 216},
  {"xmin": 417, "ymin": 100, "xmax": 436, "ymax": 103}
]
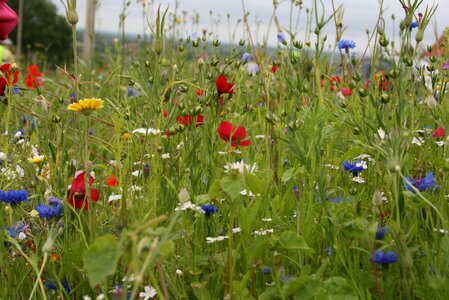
[
  {"xmin": 253, "ymin": 229, "xmax": 274, "ymax": 236},
  {"xmin": 435, "ymin": 141, "xmax": 445, "ymax": 147},
  {"xmin": 206, "ymin": 235, "xmax": 229, "ymax": 243},
  {"xmin": 0, "ymin": 152, "xmax": 6, "ymax": 161},
  {"xmin": 131, "ymin": 185, "xmax": 142, "ymax": 191},
  {"xmin": 132, "ymin": 170, "xmax": 141, "ymax": 177},
  {"xmin": 108, "ymin": 194, "xmax": 122, "ymax": 203},
  {"xmin": 178, "ymin": 188, "xmax": 190, "ymax": 203},
  {"xmin": 161, "ymin": 153, "xmax": 170, "ymax": 159},
  {"xmin": 255, "ymin": 135, "xmax": 266, "ymax": 139},
  {"xmin": 176, "ymin": 142, "xmax": 184, "ymax": 150},
  {"xmin": 261, "ymin": 218, "xmax": 272, "ymax": 222},
  {"xmin": 377, "ymin": 128, "xmax": 386, "ymax": 140},
  {"xmin": 176, "ymin": 269, "xmax": 183, "ymax": 276},
  {"xmin": 132, "ymin": 128, "xmax": 161, "ymax": 135},
  {"xmin": 175, "ymin": 201, "xmax": 203, "ymax": 213},
  {"xmin": 354, "ymin": 161, "xmax": 368, "ymax": 170},
  {"xmin": 122, "ymin": 274, "xmax": 135, "ymax": 282},
  {"xmin": 354, "ymin": 154, "xmax": 374, "ymax": 162},
  {"xmin": 324, "ymin": 164, "xmax": 340, "ymax": 170},
  {"xmin": 96, "ymin": 295, "xmax": 105, "ymax": 300},
  {"xmin": 351, "ymin": 176, "xmax": 365, "ymax": 183},
  {"xmin": 83, "ymin": 296, "xmax": 92, "ymax": 300},
  {"xmin": 232, "ymin": 227, "xmax": 241, "ymax": 233},
  {"xmin": 412, "ymin": 137, "xmax": 424, "ymax": 146},
  {"xmin": 18, "ymin": 232, "xmax": 26, "ymax": 240},
  {"xmin": 139, "ymin": 285, "xmax": 157, "ymax": 300},
  {"xmin": 14, "ymin": 131, "xmax": 23, "ymax": 138},
  {"xmin": 224, "ymin": 161, "xmax": 258, "ymax": 174},
  {"xmin": 434, "ymin": 228, "xmax": 448, "ymax": 234}
]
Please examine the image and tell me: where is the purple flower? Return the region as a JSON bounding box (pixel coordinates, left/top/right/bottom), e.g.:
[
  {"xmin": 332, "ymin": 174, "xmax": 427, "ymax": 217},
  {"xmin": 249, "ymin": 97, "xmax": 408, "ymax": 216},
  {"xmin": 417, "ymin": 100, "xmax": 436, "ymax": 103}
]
[
  {"xmin": 35, "ymin": 197, "xmax": 63, "ymax": 220},
  {"xmin": 201, "ymin": 204, "xmax": 219, "ymax": 215},
  {"xmin": 337, "ymin": 39, "xmax": 356, "ymax": 51},
  {"xmin": 242, "ymin": 52, "xmax": 251, "ymax": 63},
  {"xmin": 0, "ymin": 189, "xmax": 28, "ymax": 205},
  {"xmin": 376, "ymin": 225, "xmax": 389, "ymax": 239},
  {"xmin": 404, "ymin": 172, "xmax": 435, "ymax": 192},
  {"xmin": 371, "ymin": 250, "xmax": 398, "ymax": 265},
  {"xmin": 4, "ymin": 221, "xmax": 25, "ymax": 239},
  {"xmin": 277, "ymin": 32, "xmax": 287, "ymax": 45},
  {"xmin": 343, "ymin": 160, "xmax": 367, "ymax": 176},
  {"xmin": 260, "ymin": 267, "xmax": 271, "ymax": 274},
  {"xmin": 442, "ymin": 62, "xmax": 449, "ymax": 70}
]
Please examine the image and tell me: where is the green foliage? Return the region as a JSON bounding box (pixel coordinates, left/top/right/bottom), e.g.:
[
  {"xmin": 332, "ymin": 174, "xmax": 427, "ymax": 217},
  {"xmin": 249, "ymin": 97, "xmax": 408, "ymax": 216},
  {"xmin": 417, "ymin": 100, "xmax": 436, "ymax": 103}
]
[{"xmin": 9, "ymin": 0, "xmax": 72, "ymax": 65}]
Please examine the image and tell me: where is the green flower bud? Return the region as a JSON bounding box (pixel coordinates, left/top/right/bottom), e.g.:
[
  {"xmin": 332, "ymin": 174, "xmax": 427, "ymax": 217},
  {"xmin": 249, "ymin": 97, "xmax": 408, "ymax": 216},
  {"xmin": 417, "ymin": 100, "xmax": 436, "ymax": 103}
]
[
  {"xmin": 415, "ymin": 30, "xmax": 424, "ymax": 43},
  {"xmin": 239, "ymin": 39, "xmax": 245, "ymax": 46},
  {"xmin": 380, "ymin": 93, "xmax": 390, "ymax": 104},
  {"xmin": 66, "ymin": 10, "xmax": 78, "ymax": 25},
  {"xmin": 154, "ymin": 38, "xmax": 164, "ymax": 55},
  {"xmin": 212, "ymin": 39, "xmax": 221, "ymax": 47}
]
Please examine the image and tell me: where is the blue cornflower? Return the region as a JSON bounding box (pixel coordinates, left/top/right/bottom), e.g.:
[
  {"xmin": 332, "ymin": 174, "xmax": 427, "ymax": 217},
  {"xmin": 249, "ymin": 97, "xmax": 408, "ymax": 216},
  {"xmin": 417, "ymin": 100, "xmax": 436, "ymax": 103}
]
[
  {"xmin": 404, "ymin": 172, "xmax": 435, "ymax": 192},
  {"xmin": 343, "ymin": 160, "xmax": 367, "ymax": 176},
  {"xmin": 4, "ymin": 222, "xmax": 25, "ymax": 239},
  {"xmin": 260, "ymin": 267, "xmax": 271, "ymax": 274},
  {"xmin": 0, "ymin": 189, "xmax": 28, "ymax": 205},
  {"xmin": 242, "ymin": 52, "xmax": 251, "ymax": 63},
  {"xmin": 127, "ymin": 87, "xmax": 141, "ymax": 98},
  {"xmin": 410, "ymin": 21, "xmax": 418, "ymax": 30},
  {"xmin": 325, "ymin": 247, "xmax": 334, "ymax": 256},
  {"xmin": 13, "ymin": 86, "xmax": 20, "ymax": 95},
  {"xmin": 326, "ymin": 195, "xmax": 343, "ymax": 204},
  {"xmin": 337, "ymin": 39, "xmax": 356, "ymax": 51},
  {"xmin": 371, "ymin": 250, "xmax": 398, "ymax": 265},
  {"xmin": 45, "ymin": 279, "xmax": 70, "ymax": 294},
  {"xmin": 247, "ymin": 63, "xmax": 260, "ymax": 75},
  {"xmin": 376, "ymin": 225, "xmax": 389, "ymax": 239},
  {"xmin": 201, "ymin": 204, "xmax": 219, "ymax": 215},
  {"xmin": 277, "ymin": 32, "xmax": 287, "ymax": 45},
  {"xmin": 144, "ymin": 163, "xmax": 150, "ymax": 178},
  {"xmin": 35, "ymin": 197, "xmax": 63, "ymax": 220},
  {"xmin": 88, "ymin": 129, "xmax": 94, "ymax": 135}
]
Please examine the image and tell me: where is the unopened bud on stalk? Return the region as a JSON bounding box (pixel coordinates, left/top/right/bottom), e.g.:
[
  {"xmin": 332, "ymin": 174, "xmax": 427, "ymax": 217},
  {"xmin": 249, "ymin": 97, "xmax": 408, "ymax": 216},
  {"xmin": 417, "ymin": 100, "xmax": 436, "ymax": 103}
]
[
  {"xmin": 239, "ymin": 39, "xmax": 245, "ymax": 46},
  {"xmin": 293, "ymin": 41, "xmax": 303, "ymax": 49},
  {"xmin": 404, "ymin": 14, "xmax": 413, "ymax": 27},
  {"xmin": 67, "ymin": 9, "xmax": 78, "ymax": 25},
  {"xmin": 212, "ymin": 39, "xmax": 221, "ymax": 47},
  {"xmin": 415, "ymin": 30, "xmax": 424, "ymax": 43}
]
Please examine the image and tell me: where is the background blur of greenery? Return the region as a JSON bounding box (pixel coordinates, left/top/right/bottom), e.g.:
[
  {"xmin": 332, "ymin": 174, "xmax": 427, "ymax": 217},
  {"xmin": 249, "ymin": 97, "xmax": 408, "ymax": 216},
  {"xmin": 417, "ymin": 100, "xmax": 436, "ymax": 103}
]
[{"xmin": 8, "ymin": 0, "xmax": 72, "ymax": 66}]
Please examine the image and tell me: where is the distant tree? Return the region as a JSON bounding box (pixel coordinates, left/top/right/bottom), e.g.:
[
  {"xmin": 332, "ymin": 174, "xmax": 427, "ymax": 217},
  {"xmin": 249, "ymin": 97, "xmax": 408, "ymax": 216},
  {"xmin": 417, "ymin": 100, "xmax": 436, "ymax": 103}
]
[{"xmin": 8, "ymin": 0, "xmax": 72, "ymax": 66}]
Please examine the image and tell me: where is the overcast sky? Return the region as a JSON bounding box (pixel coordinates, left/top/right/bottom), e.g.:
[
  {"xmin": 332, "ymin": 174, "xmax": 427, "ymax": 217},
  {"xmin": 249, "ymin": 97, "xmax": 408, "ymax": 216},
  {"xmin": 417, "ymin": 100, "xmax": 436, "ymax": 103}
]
[{"xmin": 49, "ymin": 0, "xmax": 447, "ymax": 51}]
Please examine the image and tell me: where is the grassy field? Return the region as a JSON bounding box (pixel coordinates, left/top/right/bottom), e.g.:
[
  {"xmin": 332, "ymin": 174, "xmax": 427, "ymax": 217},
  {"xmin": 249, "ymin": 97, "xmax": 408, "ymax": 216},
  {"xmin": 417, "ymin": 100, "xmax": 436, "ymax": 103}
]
[{"xmin": 1, "ymin": 0, "xmax": 449, "ymax": 299}]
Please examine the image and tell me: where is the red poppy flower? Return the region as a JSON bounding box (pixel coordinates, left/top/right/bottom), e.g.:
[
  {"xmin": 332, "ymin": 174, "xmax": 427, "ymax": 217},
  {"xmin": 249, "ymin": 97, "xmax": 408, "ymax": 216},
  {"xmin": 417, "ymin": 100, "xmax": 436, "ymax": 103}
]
[
  {"xmin": 217, "ymin": 121, "xmax": 250, "ymax": 147},
  {"xmin": 25, "ymin": 65, "xmax": 43, "ymax": 89},
  {"xmin": 432, "ymin": 127, "xmax": 445, "ymax": 139},
  {"xmin": 341, "ymin": 87, "xmax": 351, "ymax": 97},
  {"xmin": 162, "ymin": 109, "xmax": 168, "ymax": 118},
  {"xmin": 216, "ymin": 75, "xmax": 234, "ymax": 95},
  {"xmin": 176, "ymin": 115, "xmax": 204, "ymax": 126},
  {"xmin": 67, "ymin": 171, "xmax": 99, "ymax": 210},
  {"xmin": 105, "ymin": 173, "xmax": 118, "ymax": 187},
  {"xmin": 196, "ymin": 89, "xmax": 206, "ymax": 96},
  {"xmin": 271, "ymin": 65, "xmax": 279, "ymax": 73},
  {"xmin": 0, "ymin": 63, "xmax": 19, "ymax": 94}
]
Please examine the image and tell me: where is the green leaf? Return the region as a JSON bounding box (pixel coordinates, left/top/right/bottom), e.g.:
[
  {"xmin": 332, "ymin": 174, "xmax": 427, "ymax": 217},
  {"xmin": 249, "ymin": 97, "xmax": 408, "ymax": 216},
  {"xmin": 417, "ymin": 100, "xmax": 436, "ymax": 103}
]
[
  {"xmin": 194, "ymin": 194, "xmax": 210, "ymax": 204},
  {"xmin": 278, "ymin": 231, "xmax": 313, "ymax": 252},
  {"xmin": 83, "ymin": 234, "xmax": 121, "ymax": 286},
  {"xmin": 282, "ymin": 168, "xmax": 297, "ymax": 183},
  {"xmin": 158, "ymin": 240, "xmax": 175, "ymax": 259},
  {"xmin": 245, "ymin": 173, "xmax": 263, "ymax": 195},
  {"xmin": 208, "ymin": 179, "xmax": 221, "ymax": 199},
  {"xmin": 220, "ymin": 175, "xmax": 245, "ymax": 200},
  {"xmin": 283, "ymin": 276, "xmax": 321, "ymax": 298}
]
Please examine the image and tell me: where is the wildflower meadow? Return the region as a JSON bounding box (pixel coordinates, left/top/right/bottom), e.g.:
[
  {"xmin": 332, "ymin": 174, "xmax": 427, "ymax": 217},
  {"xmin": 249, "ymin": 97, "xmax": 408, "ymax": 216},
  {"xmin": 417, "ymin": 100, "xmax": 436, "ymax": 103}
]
[{"xmin": 1, "ymin": 0, "xmax": 449, "ymax": 299}]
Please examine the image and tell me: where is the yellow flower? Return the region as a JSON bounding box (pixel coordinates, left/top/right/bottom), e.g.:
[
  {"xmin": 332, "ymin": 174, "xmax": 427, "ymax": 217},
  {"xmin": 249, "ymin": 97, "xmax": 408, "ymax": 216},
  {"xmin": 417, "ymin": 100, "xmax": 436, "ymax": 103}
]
[
  {"xmin": 30, "ymin": 209, "xmax": 39, "ymax": 217},
  {"xmin": 28, "ymin": 155, "xmax": 46, "ymax": 163},
  {"xmin": 67, "ymin": 98, "xmax": 104, "ymax": 114}
]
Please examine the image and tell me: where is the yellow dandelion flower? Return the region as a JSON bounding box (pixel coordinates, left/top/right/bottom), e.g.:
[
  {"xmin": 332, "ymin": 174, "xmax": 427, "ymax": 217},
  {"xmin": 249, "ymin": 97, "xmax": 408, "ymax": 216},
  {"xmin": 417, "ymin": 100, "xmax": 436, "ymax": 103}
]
[
  {"xmin": 28, "ymin": 155, "xmax": 46, "ymax": 163},
  {"xmin": 67, "ymin": 98, "xmax": 104, "ymax": 115}
]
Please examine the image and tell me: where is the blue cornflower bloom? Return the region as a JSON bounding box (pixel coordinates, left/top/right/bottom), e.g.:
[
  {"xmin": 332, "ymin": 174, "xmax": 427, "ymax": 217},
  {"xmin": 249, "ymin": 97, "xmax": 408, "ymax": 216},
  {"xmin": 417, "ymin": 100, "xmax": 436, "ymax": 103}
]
[
  {"xmin": 13, "ymin": 86, "xmax": 20, "ymax": 95},
  {"xmin": 404, "ymin": 172, "xmax": 435, "ymax": 192},
  {"xmin": 242, "ymin": 52, "xmax": 251, "ymax": 63},
  {"xmin": 201, "ymin": 204, "xmax": 219, "ymax": 215},
  {"xmin": 326, "ymin": 195, "xmax": 343, "ymax": 204},
  {"xmin": 0, "ymin": 189, "xmax": 28, "ymax": 205},
  {"xmin": 45, "ymin": 279, "xmax": 70, "ymax": 294},
  {"xmin": 410, "ymin": 21, "xmax": 418, "ymax": 30},
  {"xmin": 371, "ymin": 250, "xmax": 398, "ymax": 265},
  {"xmin": 337, "ymin": 39, "xmax": 356, "ymax": 51},
  {"xmin": 88, "ymin": 129, "xmax": 94, "ymax": 135},
  {"xmin": 4, "ymin": 222, "xmax": 25, "ymax": 239},
  {"xmin": 127, "ymin": 87, "xmax": 141, "ymax": 98},
  {"xmin": 376, "ymin": 225, "xmax": 389, "ymax": 239},
  {"xmin": 277, "ymin": 32, "xmax": 287, "ymax": 45},
  {"xmin": 260, "ymin": 267, "xmax": 271, "ymax": 274},
  {"xmin": 325, "ymin": 247, "xmax": 334, "ymax": 256},
  {"xmin": 35, "ymin": 197, "xmax": 63, "ymax": 220},
  {"xmin": 343, "ymin": 160, "xmax": 367, "ymax": 176}
]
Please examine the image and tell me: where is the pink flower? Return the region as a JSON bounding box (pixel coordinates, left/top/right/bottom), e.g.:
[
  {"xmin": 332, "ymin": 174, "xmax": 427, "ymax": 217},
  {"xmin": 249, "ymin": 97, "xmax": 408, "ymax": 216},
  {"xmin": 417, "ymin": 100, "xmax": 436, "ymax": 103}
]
[{"xmin": 341, "ymin": 87, "xmax": 351, "ymax": 97}]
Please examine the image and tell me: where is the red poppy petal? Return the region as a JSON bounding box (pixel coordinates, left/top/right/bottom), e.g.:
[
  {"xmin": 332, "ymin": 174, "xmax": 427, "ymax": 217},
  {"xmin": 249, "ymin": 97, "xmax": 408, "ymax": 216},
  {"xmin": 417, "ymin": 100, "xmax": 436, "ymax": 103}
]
[
  {"xmin": 232, "ymin": 126, "xmax": 247, "ymax": 141},
  {"xmin": 218, "ymin": 121, "xmax": 232, "ymax": 141}
]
